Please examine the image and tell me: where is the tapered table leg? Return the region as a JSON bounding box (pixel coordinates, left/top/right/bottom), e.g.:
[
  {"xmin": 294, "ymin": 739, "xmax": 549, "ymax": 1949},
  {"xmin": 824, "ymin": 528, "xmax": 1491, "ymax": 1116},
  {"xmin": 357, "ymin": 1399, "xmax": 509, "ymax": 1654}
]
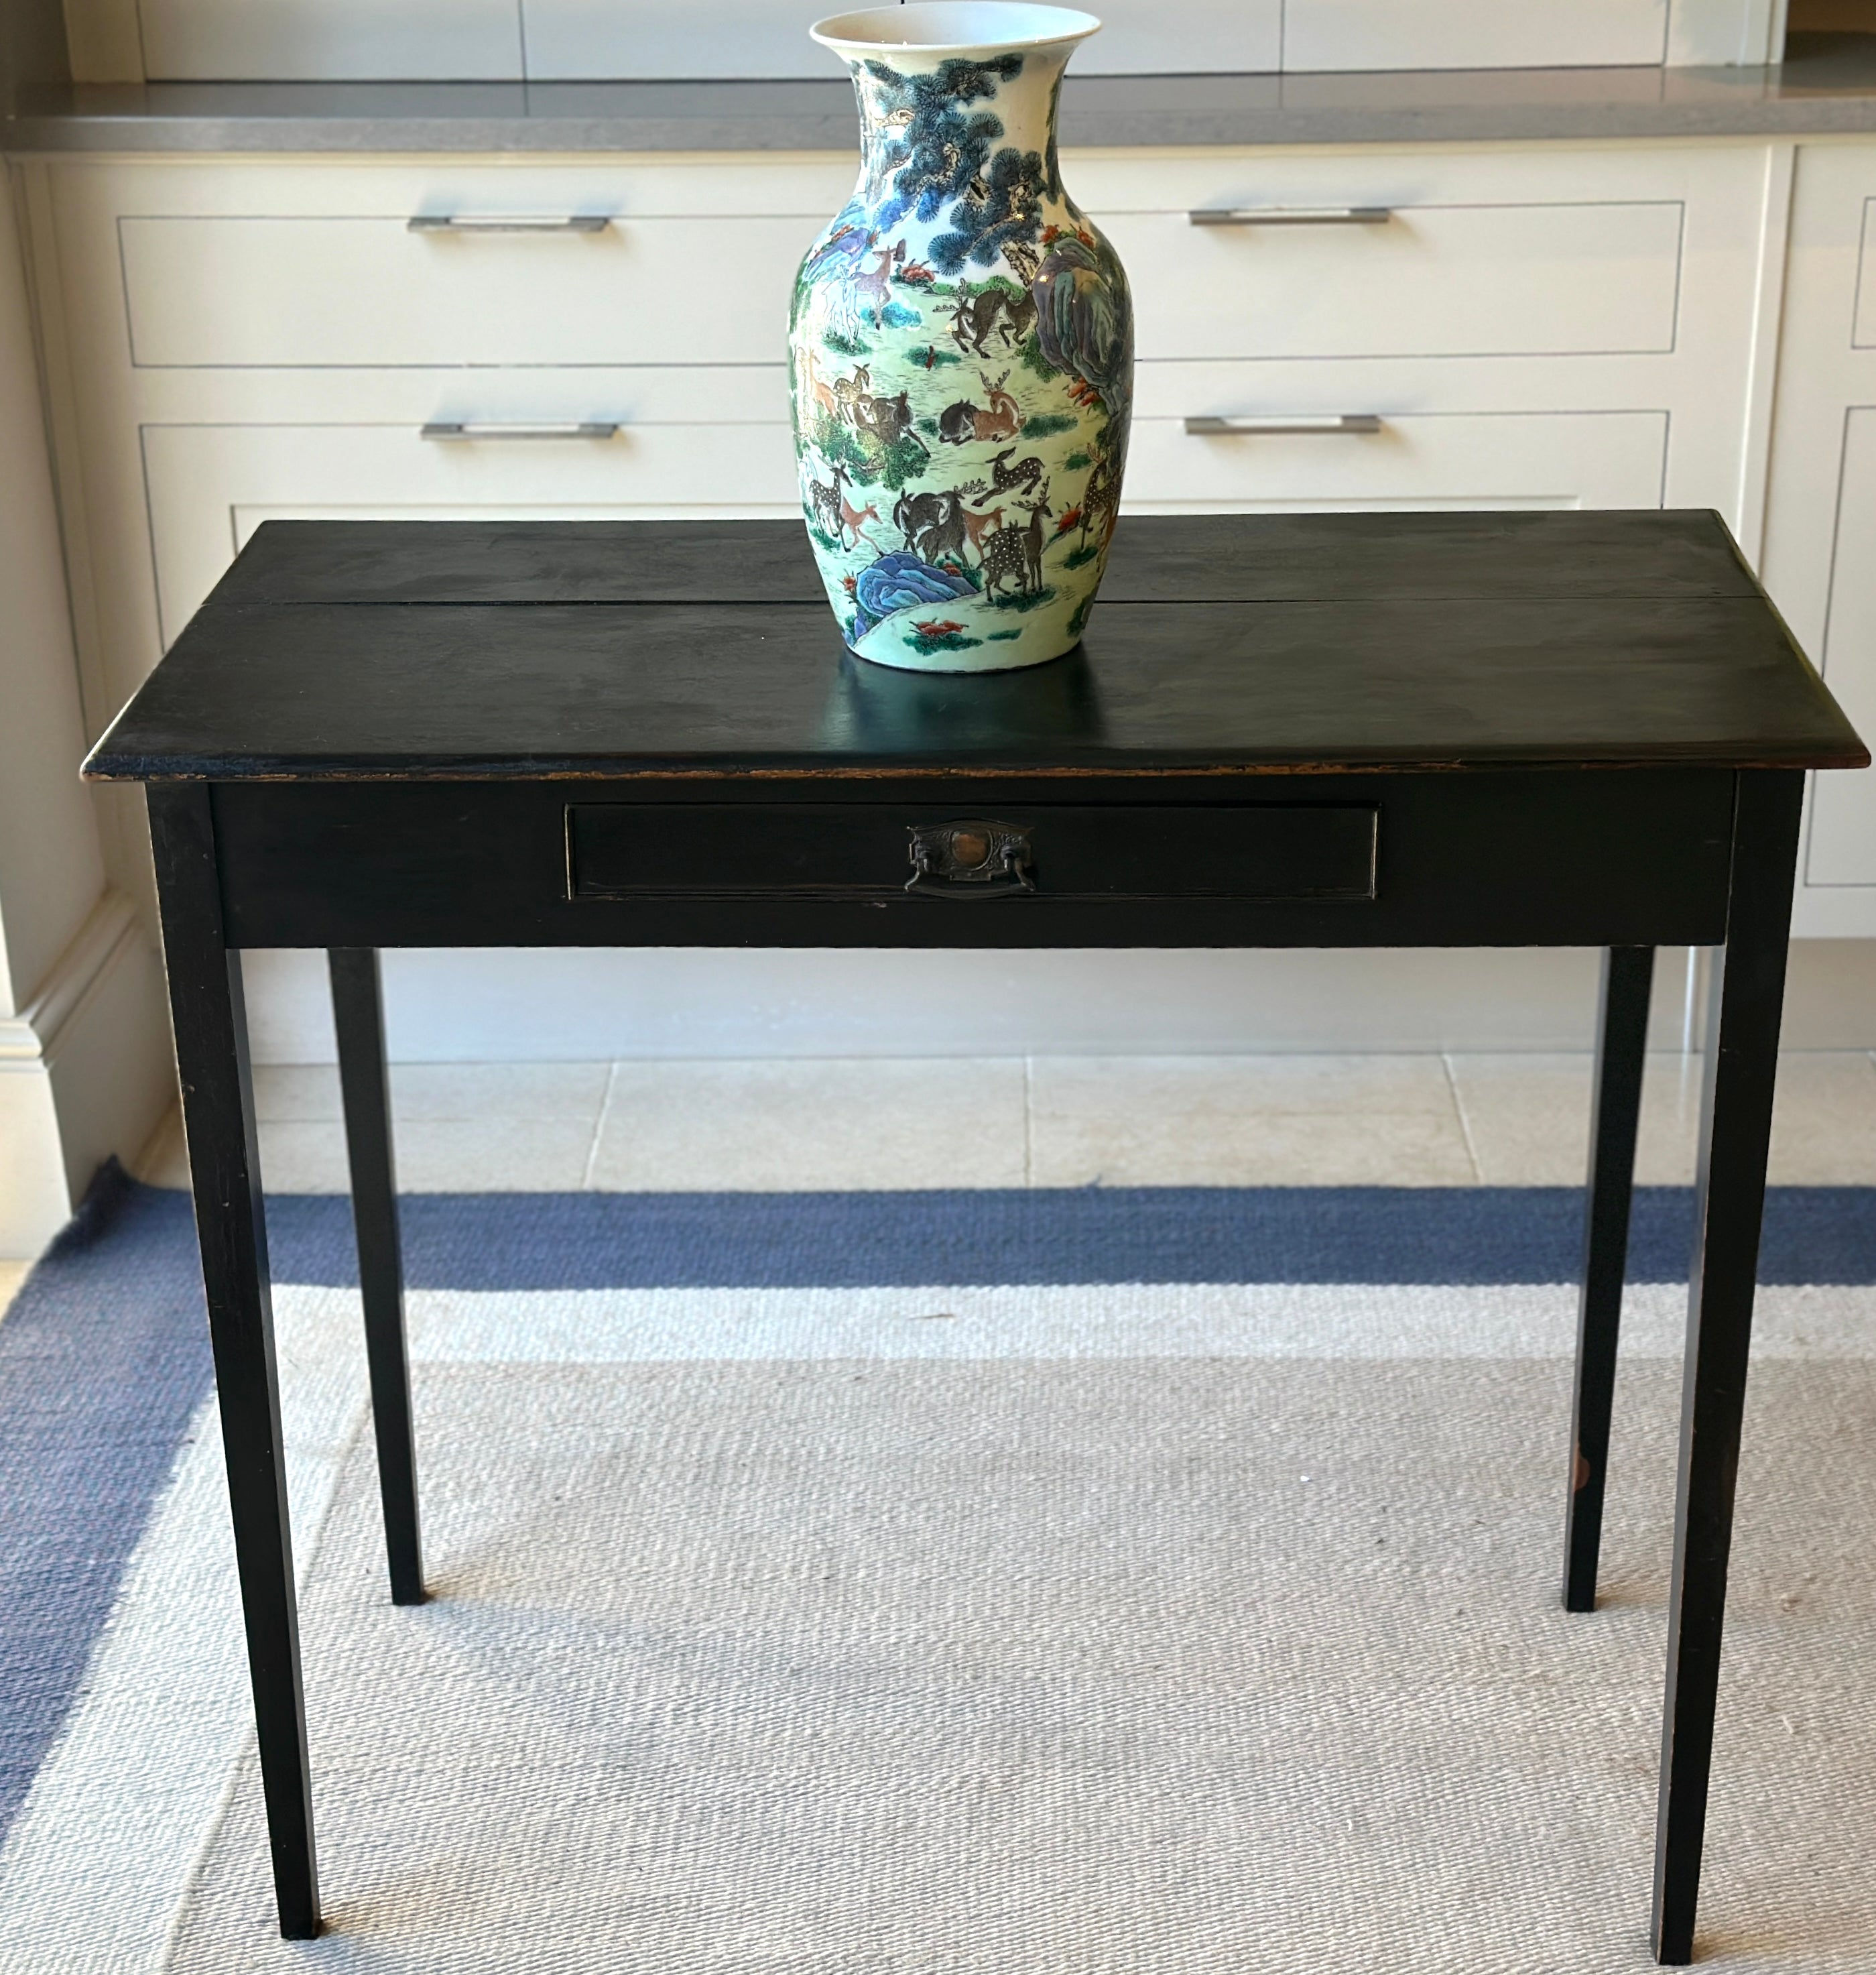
[
  {"xmin": 1564, "ymin": 944, "xmax": 1655, "ymax": 1612},
  {"xmin": 329, "ymin": 949, "xmax": 425, "ymax": 1605},
  {"xmin": 149, "ymin": 784, "xmax": 320, "ymax": 1940},
  {"xmin": 1651, "ymin": 770, "xmax": 1803, "ymax": 1966}
]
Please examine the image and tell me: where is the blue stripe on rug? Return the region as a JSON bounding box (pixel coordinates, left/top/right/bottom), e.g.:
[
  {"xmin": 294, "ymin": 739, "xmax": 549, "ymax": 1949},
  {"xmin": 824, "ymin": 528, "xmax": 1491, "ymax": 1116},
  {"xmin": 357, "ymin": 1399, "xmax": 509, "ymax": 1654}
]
[
  {"xmin": 135, "ymin": 1179, "xmax": 1876, "ymax": 1291},
  {"xmin": 0, "ymin": 1171, "xmax": 213, "ymax": 1849},
  {"xmin": 18, "ymin": 1180, "xmax": 1876, "ymax": 1297},
  {"xmin": 4, "ymin": 1170, "xmax": 1874, "ymax": 1864}
]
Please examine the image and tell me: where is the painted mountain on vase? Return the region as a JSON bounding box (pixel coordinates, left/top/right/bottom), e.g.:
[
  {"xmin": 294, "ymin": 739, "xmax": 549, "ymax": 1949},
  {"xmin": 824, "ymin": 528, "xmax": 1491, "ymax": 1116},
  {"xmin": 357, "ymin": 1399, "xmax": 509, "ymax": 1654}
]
[{"xmin": 790, "ymin": 21, "xmax": 1133, "ymax": 672}]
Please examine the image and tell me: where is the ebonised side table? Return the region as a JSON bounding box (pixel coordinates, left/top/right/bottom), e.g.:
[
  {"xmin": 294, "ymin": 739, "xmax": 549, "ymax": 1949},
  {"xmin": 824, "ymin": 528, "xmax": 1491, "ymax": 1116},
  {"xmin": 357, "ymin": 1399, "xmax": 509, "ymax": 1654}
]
[{"xmin": 84, "ymin": 511, "xmax": 1867, "ymax": 1962}]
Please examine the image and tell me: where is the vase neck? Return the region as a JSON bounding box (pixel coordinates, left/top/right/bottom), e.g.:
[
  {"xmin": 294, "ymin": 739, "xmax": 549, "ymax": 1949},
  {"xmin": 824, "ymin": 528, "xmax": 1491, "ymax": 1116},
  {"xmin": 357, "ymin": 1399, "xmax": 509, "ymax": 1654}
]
[{"xmin": 849, "ymin": 50, "xmax": 1066, "ymax": 217}]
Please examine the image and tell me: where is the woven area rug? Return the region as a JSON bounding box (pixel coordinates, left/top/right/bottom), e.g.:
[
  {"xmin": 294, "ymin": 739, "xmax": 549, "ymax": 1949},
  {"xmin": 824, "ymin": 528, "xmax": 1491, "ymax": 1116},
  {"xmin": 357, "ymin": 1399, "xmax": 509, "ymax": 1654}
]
[{"xmin": 1, "ymin": 1177, "xmax": 1873, "ymax": 1974}]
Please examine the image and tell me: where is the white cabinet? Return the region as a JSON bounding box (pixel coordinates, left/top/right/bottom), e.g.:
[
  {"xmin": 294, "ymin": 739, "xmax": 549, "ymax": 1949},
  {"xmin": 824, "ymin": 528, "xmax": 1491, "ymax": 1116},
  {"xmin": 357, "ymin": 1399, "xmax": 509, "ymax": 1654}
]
[
  {"xmin": 29, "ymin": 145, "xmax": 1773, "ymax": 752},
  {"xmin": 1800, "ymin": 409, "xmax": 1876, "ymax": 890},
  {"xmin": 24, "ymin": 135, "xmax": 1850, "ymax": 1067},
  {"xmin": 1761, "ymin": 143, "xmax": 1876, "ymax": 934},
  {"xmin": 120, "ymin": 212, "xmax": 820, "ymax": 367},
  {"xmin": 141, "ymin": 418, "xmax": 799, "ymax": 642},
  {"xmin": 1101, "ymin": 199, "xmax": 1684, "ymax": 363},
  {"xmin": 1081, "ymin": 142, "xmax": 1767, "ymax": 528},
  {"xmin": 31, "ymin": 158, "xmax": 853, "ymax": 735},
  {"xmin": 1071, "ymin": 146, "xmax": 1736, "ymax": 367}
]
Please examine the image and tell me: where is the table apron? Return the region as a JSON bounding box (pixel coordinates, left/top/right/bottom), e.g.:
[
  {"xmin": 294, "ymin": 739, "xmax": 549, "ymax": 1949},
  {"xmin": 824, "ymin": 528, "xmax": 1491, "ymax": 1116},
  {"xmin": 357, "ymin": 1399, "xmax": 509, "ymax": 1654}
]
[{"xmin": 204, "ymin": 770, "xmax": 1739, "ymax": 951}]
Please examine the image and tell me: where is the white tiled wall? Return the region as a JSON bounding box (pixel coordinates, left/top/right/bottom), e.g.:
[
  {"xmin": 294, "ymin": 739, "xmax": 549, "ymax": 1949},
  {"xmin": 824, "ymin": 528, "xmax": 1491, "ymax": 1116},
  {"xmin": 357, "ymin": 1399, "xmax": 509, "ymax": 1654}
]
[
  {"xmin": 137, "ymin": 0, "xmax": 525, "ymax": 82},
  {"xmin": 1282, "ymin": 0, "xmax": 1671, "ymax": 70},
  {"xmin": 525, "ymin": 0, "xmax": 1283, "ymax": 78},
  {"xmin": 125, "ymin": 0, "xmax": 1285, "ymax": 80},
  {"xmin": 76, "ymin": 0, "xmax": 1784, "ymax": 82}
]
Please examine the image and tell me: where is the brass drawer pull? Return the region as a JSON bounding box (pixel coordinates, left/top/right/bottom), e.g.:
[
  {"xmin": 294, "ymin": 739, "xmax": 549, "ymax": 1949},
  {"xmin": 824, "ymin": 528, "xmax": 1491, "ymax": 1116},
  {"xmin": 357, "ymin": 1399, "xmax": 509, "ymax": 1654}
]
[{"xmin": 905, "ymin": 820, "xmax": 1035, "ymax": 898}]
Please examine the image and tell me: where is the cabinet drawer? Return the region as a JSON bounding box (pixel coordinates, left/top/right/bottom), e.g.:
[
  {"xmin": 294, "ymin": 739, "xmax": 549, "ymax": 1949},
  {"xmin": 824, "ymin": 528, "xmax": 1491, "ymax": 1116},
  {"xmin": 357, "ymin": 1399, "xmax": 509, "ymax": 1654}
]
[
  {"xmin": 1123, "ymin": 409, "xmax": 1668, "ymax": 512},
  {"xmin": 1764, "ymin": 151, "xmax": 1876, "ymax": 921},
  {"xmin": 1095, "ymin": 200, "xmax": 1682, "ymax": 362},
  {"xmin": 567, "ymin": 803, "xmax": 1380, "ymax": 904},
  {"xmin": 1804, "ymin": 406, "xmax": 1876, "ymax": 888},
  {"xmin": 119, "ymin": 213, "xmax": 818, "ymax": 367},
  {"xmin": 142, "ymin": 419, "xmax": 798, "ymax": 643},
  {"xmin": 119, "ymin": 196, "xmax": 1682, "ymax": 372}
]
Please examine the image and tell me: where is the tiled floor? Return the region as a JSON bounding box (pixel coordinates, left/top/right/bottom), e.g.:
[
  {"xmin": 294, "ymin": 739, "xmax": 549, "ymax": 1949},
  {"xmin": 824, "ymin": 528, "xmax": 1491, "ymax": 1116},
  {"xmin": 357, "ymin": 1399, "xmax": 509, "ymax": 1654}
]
[{"xmin": 124, "ymin": 1051, "xmax": 1876, "ymax": 1195}]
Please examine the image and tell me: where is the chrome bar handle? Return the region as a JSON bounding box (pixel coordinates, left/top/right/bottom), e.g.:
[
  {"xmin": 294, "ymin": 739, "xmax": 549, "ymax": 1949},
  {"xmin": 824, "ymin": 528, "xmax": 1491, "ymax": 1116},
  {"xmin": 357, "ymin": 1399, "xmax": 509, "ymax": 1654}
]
[
  {"xmin": 408, "ymin": 213, "xmax": 613, "ymax": 233},
  {"xmin": 1184, "ymin": 414, "xmax": 1384, "ymax": 436},
  {"xmin": 1189, "ymin": 206, "xmax": 1392, "ymax": 227},
  {"xmin": 420, "ymin": 422, "xmax": 621, "ymax": 441}
]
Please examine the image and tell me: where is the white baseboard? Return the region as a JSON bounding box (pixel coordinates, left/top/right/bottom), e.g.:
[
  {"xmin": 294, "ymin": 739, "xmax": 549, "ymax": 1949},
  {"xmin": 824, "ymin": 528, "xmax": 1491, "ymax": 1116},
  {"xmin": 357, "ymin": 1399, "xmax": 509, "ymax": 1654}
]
[
  {"xmin": 0, "ymin": 891, "xmax": 175, "ymax": 1254},
  {"xmin": 235, "ymin": 940, "xmax": 1876, "ymax": 1067},
  {"xmin": 0, "ymin": 1066, "xmax": 77, "ymax": 1252}
]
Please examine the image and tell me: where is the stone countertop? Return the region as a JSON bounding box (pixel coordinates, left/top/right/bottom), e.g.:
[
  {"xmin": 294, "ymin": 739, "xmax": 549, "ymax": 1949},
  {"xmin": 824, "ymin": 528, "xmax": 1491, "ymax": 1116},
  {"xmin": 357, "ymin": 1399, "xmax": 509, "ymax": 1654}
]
[{"xmin": 11, "ymin": 34, "xmax": 1876, "ymax": 154}]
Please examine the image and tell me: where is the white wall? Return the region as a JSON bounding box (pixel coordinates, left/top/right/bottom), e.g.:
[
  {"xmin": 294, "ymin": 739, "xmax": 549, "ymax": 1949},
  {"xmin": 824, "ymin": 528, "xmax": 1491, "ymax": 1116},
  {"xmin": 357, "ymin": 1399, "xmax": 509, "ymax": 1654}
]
[
  {"xmin": 0, "ymin": 172, "xmax": 172, "ymax": 1253},
  {"xmin": 0, "ymin": 192, "xmax": 101, "ymax": 1014}
]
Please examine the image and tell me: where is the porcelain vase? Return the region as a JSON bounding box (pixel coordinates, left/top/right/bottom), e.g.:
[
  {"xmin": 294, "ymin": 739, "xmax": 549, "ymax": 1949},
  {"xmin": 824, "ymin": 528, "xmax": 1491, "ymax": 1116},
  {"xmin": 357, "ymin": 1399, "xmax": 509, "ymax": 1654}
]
[{"xmin": 790, "ymin": 2, "xmax": 1133, "ymax": 672}]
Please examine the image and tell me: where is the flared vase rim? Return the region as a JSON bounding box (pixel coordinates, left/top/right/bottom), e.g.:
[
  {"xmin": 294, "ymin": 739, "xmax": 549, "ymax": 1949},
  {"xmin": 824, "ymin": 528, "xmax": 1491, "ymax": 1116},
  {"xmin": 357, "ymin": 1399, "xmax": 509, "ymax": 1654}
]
[{"xmin": 810, "ymin": 2, "xmax": 1101, "ymax": 64}]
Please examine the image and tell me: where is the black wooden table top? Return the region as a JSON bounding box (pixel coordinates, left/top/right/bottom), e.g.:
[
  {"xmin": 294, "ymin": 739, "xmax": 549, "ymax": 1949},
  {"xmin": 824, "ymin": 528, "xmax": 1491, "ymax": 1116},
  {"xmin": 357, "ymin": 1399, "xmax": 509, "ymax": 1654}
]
[{"xmin": 83, "ymin": 512, "xmax": 1868, "ymax": 783}]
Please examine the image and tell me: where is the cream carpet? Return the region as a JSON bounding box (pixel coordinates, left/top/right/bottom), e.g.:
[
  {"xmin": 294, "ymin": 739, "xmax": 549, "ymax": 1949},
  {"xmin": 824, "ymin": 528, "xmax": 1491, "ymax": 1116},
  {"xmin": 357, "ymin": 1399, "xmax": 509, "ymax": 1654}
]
[{"xmin": 155, "ymin": 1350, "xmax": 1876, "ymax": 1972}]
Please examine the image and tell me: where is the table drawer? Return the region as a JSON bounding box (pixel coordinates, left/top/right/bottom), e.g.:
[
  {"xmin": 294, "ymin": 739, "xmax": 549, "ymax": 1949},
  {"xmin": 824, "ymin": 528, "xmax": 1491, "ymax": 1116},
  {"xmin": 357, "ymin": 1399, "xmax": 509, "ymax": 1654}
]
[
  {"xmin": 1095, "ymin": 198, "xmax": 1682, "ymax": 363},
  {"xmin": 566, "ymin": 802, "xmax": 1380, "ymax": 904},
  {"xmin": 119, "ymin": 212, "xmax": 818, "ymax": 367},
  {"xmin": 210, "ymin": 774, "xmax": 1738, "ymax": 951}
]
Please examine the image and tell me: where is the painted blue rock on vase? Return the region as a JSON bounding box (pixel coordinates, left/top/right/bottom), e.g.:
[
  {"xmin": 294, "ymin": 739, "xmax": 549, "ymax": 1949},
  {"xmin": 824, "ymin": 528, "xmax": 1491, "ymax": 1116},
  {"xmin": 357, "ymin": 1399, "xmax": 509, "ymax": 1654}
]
[{"xmin": 789, "ymin": 2, "xmax": 1134, "ymax": 672}]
